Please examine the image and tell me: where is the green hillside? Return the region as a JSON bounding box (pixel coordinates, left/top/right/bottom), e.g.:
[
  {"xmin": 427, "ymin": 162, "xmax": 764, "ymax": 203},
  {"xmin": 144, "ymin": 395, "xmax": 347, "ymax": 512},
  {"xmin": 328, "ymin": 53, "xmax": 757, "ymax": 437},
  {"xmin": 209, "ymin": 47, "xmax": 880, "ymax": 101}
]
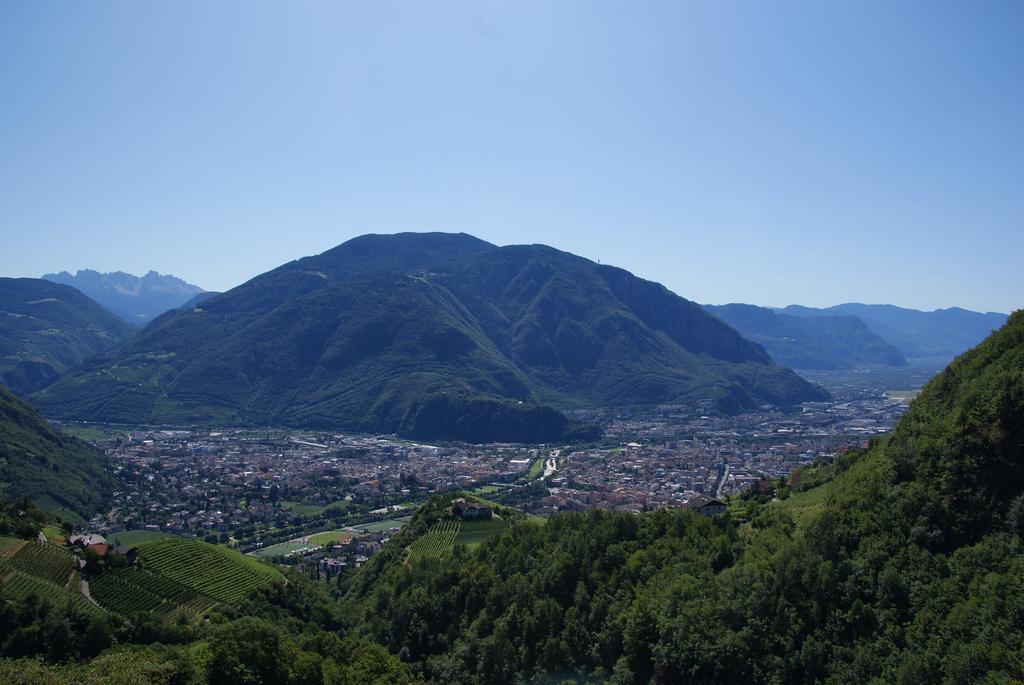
[
  {"xmin": 32, "ymin": 234, "xmax": 825, "ymax": 442},
  {"xmin": 0, "ymin": 278, "xmax": 133, "ymax": 396},
  {"xmin": 0, "ymin": 385, "xmax": 112, "ymax": 519},
  {"xmin": 337, "ymin": 310, "xmax": 1024, "ymax": 683}
]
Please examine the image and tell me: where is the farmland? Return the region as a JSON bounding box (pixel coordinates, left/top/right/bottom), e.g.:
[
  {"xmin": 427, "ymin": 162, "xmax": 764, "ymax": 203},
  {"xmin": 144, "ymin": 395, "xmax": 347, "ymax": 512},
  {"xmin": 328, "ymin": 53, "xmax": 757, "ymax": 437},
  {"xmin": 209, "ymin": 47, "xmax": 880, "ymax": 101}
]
[
  {"xmin": 0, "ymin": 536, "xmax": 26, "ymax": 560},
  {"xmin": 407, "ymin": 519, "xmax": 460, "ymax": 562},
  {"xmin": 134, "ymin": 538, "xmax": 280, "ymax": 603},
  {"xmin": 354, "ymin": 516, "xmax": 410, "ymax": 533},
  {"xmin": 90, "ymin": 568, "xmax": 217, "ymax": 616},
  {"xmin": 453, "ymin": 518, "xmax": 509, "ymax": 548},
  {"xmin": 1, "ymin": 539, "xmax": 76, "ymax": 587},
  {"xmin": 107, "ymin": 530, "xmax": 179, "ymax": 546},
  {"xmin": 0, "ymin": 538, "xmax": 100, "ymax": 616}
]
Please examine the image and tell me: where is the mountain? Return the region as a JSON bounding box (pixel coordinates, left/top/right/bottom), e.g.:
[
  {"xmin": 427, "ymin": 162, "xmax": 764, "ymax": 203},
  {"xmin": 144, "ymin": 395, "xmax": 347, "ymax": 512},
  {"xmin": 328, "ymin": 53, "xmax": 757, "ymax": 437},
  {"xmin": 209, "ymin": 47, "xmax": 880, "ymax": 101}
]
[
  {"xmin": 0, "ymin": 278, "xmax": 134, "ymax": 396},
  {"xmin": 778, "ymin": 302, "xmax": 1007, "ymax": 364},
  {"xmin": 180, "ymin": 291, "xmax": 221, "ymax": 309},
  {"xmin": 340, "ymin": 309, "xmax": 1024, "ymax": 683},
  {"xmin": 0, "ymin": 384, "xmax": 112, "ymax": 521},
  {"xmin": 42, "ymin": 269, "xmax": 206, "ymax": 326},
  {"xmin": 31, "ymin": 233, "xmax": 826, "ymax": 441},
  {"xmin": 705, "ymin": 303, "xmax": 907, "ymax": 369}
]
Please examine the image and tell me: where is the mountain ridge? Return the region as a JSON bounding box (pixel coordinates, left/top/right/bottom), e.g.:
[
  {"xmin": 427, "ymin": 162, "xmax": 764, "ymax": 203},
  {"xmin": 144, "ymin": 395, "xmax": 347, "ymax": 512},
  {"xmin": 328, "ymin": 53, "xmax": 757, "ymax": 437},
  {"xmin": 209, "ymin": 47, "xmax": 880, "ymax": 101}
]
[
  {"xmin": 0, "ymin": 277, "xmax": 134, "ymax": 396},
  {"xmin": 43, "ymin": 269, "xmax": 206, "ymax": 326},
  {"xmin": 32, "ymin": 233, "xmax": 826, "ymax": 440},
  {"xmin": 705, "ymin": 302, "xmax": 908, "ymax": 369}
]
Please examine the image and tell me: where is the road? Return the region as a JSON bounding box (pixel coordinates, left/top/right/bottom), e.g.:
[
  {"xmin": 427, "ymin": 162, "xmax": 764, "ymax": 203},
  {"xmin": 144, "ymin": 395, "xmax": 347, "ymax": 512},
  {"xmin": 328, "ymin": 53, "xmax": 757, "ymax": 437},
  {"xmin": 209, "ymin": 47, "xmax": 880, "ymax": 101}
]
[{"xmin": 715, "ymin": 464, "xmax": 730, "ymax": 499}]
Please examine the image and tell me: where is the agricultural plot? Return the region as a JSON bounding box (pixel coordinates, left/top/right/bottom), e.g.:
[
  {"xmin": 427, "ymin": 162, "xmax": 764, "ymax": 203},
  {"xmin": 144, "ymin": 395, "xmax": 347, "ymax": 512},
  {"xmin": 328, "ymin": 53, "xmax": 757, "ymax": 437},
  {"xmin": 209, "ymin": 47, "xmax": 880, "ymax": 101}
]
[
  {"xmin": 135, "ymin": 539, "xmax": 280, "ymax": 604},
  {"xmin": 0, "ymin": 536, "xmax": 27, "ymax": 560},
  {"xmin": 407, "ymin": 519, "xmax": 461, "ymax": 562},
  {"xmin": 91, "ymin": 568, "xmax": 217, "ymax": 616},
  {"xmin": 453, "ymin": 518, "xmax": 509, "ymax": 549},
  {"xmin": 3, "ymin": 540, "xmax": 76, "ymax": 587},
  {"xmin": 108, "ymin": 530, "xmax": 179, "ymax": 546},
  {"xmin": 0, "ymin": 570, "xmax": 100, "ymax": 615},
  {"xmin": 355, "ymin": 516, "xmax": 411, "ymax": 533}
]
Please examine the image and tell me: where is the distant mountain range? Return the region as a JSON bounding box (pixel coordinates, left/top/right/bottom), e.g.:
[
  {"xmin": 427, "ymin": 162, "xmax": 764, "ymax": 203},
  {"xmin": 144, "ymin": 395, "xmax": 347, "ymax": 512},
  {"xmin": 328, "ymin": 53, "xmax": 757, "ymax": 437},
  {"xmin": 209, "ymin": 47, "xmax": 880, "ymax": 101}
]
[
  {"xmin": 704, "ymin": 303, "xmax": 908, "ymax": 370},
  {"xmin": 42, "ymin": 269, "xmax": 206, "ymax": 326},
  {"xmin": 31, "ymin": 233, "xmax": 826, "ymax": 441},
  {"xmin": 0, "ymin": 278, "xmax": 134, "ymax": 396},
  {"xmin": 777, "ymin": 303, "xmax": 1008, "ymax": 364}
]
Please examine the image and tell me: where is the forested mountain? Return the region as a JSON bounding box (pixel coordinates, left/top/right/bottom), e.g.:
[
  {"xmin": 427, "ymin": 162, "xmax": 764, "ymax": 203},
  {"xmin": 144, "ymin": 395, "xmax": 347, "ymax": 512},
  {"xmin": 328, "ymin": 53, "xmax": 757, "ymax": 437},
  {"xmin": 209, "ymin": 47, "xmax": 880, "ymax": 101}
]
[
  {"xmin": 0, "ymin": 384, "xmax": 112, "ymax": 520},
  {"xmin": 32, "ymin": 233, "xmax": 825, "ymax": 442},
  {"xmin": 705, "ymin": 303, "xmax": 907, "ymax": 369},
  {"xmin": 42, "ymin": 269, "xmax": 206, "ymax": 326},
  {"xmin": 779, "ymin": 302, "xmax": 1007, "ymax": 364},
  {"xmin": 338, "ymin": 309, "xmax": 1024, "ymax": 683},
  {"xmin": 0, "ymin": 278, "xmax": 133, "ymax": 395}
]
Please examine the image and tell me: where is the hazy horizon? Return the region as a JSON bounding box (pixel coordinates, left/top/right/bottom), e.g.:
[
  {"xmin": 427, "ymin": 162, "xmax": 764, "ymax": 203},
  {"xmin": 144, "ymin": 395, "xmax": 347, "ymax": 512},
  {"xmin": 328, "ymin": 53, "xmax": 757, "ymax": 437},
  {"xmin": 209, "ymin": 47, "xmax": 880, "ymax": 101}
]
[{"xmin": 3, "ymin": 2, "xmax": 1021, "ymax": 313}]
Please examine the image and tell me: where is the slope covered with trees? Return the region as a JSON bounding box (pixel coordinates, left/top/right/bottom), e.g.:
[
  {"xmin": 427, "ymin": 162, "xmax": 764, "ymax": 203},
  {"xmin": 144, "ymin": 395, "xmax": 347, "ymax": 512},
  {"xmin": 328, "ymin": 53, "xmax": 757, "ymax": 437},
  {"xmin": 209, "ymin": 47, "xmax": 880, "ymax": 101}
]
[
  {"xmin": 0, "ymin": 278, "xmax": 132, "ymax": 396},
  {"xmin": 338, "ymin": 310, "xmax": 1024, "ymax": 683},
  {"xmin": 0, "ymin": 385, "xmax": 112, "ymax": 520},
  {"xmin": 33, "ymin": 234, "xmax": 825, "ymax": 441}
]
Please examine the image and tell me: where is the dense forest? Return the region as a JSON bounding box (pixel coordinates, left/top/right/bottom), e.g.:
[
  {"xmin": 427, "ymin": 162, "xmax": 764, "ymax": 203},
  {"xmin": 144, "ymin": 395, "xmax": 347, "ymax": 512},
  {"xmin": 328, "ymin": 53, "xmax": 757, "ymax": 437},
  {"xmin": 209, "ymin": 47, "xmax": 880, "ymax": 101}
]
[
  {"xmin": 1, "ymin": 310, "xmax": 1022, "ymax": 683},
  {"xmin": 0, "ymin": 385, "xmax": 112, "ymax": 520}
]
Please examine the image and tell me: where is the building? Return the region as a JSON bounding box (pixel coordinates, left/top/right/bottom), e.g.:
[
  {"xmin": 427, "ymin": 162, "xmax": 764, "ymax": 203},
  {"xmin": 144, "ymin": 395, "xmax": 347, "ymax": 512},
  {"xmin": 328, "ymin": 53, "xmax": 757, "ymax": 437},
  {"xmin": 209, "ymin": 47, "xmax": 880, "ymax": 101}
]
[
  {"xmin": 452, "ymin": 498, "xmax": 493, "ymax": 520},
  {"xmin": 67, "ymin": 533, "xmax": 109, "ymax": 557},
  {"xmin": 686, "ymin": 494, "xmax": 727, "ymax": 516}
]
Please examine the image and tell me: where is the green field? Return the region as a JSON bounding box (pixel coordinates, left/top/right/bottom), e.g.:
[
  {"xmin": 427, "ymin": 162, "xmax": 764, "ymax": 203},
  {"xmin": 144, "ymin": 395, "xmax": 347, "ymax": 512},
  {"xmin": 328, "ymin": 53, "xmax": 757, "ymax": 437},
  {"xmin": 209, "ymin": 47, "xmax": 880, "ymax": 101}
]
[
  {"xmin": 108, "ymin": 530, "xmax": 179, "ymax": 546},
  {"xmin": 408, "ymin": 519, "xmax": 461, "ymax": 562},
  {"xmin": 40, "ymin": 526, "xmax": 66, "ymax": 545},
  {"xmin": 252, "ymin": 530, "xmax": 353, "ymax": 558},
  {"xmin": 0, "ymin": 536, "xmax": 27, "ymax": 560},
  {"xmin": 354, "ymin": 516, "xmax": 411, "ymax": 533},
  {"xmin": 526, "ymin": 458, "xmax": 545, "ymax": 480},
  {"xmin": 1, "ymin": 569, "xmax": 101, "ymax": 615},
  {"xmin": 453, "ymin": 518, "xmax": 509, "ymax": 548},
  {"xmin": 57, "ymin": 424, "xmax": 127, "ymax": 442},
  {"xmin": 133, "ymin": 538, "xmax": 281, "ymax": 604},
  {"xmin": 280, "ymin": 499, "xmax": 350, "ymax": 515}
]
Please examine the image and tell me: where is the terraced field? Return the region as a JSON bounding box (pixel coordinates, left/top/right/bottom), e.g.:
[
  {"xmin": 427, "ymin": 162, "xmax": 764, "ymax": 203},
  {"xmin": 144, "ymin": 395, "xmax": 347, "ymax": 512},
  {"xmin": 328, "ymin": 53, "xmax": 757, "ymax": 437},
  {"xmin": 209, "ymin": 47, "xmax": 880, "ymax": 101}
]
[
  {"xmin": 407, "ymin": 519, "xmax": 461, "ymax": 562},
  {"xmin": 1, "ymin": 539, "xmax": 76, "ymax": 587},
  {"xmin": 0, "ymin": 569, "xmax": 100, "ymax": 615},
  {"xmin": 91, "ymin": 568, "xmax": 217, "ymax": 616},
  {"xmin": 135, "ymin": 539, "xmax": 280, "ymax": 603},
  {"xmin": 0, "ymin": 538, "xmax": 100, "ymax": 615}
]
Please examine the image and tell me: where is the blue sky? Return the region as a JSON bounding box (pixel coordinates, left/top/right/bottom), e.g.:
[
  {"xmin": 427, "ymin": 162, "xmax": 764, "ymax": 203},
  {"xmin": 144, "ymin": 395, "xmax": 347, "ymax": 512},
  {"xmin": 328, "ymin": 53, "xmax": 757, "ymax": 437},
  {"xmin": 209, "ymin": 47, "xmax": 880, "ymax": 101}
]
[{"xmin": 1, "ymin": 1, "xmax": 1021, "ymax": 313}]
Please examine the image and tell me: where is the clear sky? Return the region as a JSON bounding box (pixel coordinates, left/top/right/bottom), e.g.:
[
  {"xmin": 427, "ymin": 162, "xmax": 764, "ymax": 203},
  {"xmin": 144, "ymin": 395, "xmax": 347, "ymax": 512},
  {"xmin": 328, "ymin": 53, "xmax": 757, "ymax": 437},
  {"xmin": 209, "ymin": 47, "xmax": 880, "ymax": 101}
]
[{"xmin": 1, "ymin": 1, "xmax": 1021, "ymax": 313}]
